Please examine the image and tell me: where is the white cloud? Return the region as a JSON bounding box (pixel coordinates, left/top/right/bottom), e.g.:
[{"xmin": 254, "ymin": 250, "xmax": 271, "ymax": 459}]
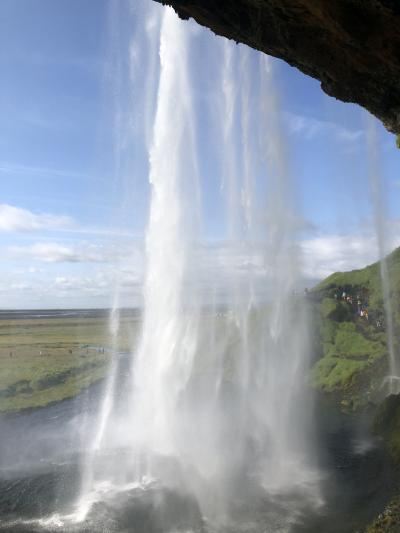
[
  {"xmin": 0, "ymin": 204, "xmax": 75, "ymax": 233},
  {"xmin": 0, "ymin": 162, "xmax": 87, "ymax": 180},
  {"xmin": 285, "ymin": 112, "xmax": 363, "ymax": 144},
  {"xmin": 0, "ymin": 262, "xmax": 144, "ymax": 308},
  {"xmin": 10, "ymin": 282, "xmax": 33, "ymax": 291},
  {"xmin": 3, "ymin": 226, "xmax": 400, "ymax": 308},
  {"xmin": 0, "ymin": 203, "xmax": 134, "ymax": 240},
  {"xmin": 8, "ymin": 242, "xmax": 131, "ymax": 263},
  {"xmin": 300, "ymin": 228, "xmax": 400, "ymax": 280},
  {"xmin": 52, "ymin": 274, "xmax": 110, "ymax": 295}
]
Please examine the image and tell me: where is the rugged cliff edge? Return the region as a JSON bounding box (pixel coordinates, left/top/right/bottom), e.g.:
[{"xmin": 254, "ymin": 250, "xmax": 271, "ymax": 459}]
[{"xmin": 154, "ymin": 0, "xmax": 400, "ymax": 134}]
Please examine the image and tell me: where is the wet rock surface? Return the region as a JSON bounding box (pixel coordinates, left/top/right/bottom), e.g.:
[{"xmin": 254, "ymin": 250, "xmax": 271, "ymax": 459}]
[{"xmin": 154, "ymin": 0, "xmax": 400, "ymax": 134}]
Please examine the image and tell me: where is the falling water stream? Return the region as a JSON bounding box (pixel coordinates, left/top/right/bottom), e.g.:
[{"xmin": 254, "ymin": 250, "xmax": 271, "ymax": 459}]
[
  {"xmin": 366, "ymin": 118, "xmax": 399, "ymax": 393},
  {"xmin": 70, "ymin": 3, "xmax": 321, "ymax": 531}
]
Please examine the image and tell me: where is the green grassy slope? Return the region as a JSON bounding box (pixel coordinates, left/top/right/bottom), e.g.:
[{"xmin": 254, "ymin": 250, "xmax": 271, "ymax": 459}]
[{"xmin": 310, "ymin": 248, "xmax": 400, "ymax": 410}]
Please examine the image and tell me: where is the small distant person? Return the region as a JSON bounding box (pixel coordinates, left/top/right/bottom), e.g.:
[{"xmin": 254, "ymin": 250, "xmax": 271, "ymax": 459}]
[
  {"xmin": 9, "ymin": 352, "xmax": 12, "ymax": 358},
  {"xmin": 342, "ymin": 291, "xmax": 346, "ymax": 300}
]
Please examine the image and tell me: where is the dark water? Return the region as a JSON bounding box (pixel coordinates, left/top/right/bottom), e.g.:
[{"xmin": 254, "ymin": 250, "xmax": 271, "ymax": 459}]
[{"xmin": 0, "ymin": 380, "xmax": 397, "ymax": 532}]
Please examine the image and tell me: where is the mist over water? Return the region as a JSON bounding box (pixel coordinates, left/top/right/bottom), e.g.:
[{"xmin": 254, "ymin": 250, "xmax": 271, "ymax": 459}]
[{"xmin": 70, "ymin": 3, "xmax": 320, "ymax": 531}]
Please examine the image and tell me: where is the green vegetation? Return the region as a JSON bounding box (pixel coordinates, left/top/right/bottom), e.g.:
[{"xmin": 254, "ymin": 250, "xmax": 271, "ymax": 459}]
[
  {"xmin": 310, "ymin": 311, "xmax": 387, "ymax": 409},
  {"xmin": 320, "ymin": 297, "xmax": 351, "ymax": 321},
  {"xmin": 0, "ymin": 314, "xmax": 140, "ymax": 414},
  {"xmin": 315, "ymin": 247, "xmax": 400, "ymax": 316},
  {"xmin": 365, "ymin": 496, "xmax": 400, "ymax": 532},
  {"xmin": 310, "ymin": 248, "xmax": 400, "ymax": 410},
  {"xmin": 373, "ymin": 394, "xmax": 400, "ymax": 460},
  {"xmin": 396, "ymin": 134, "xmax": 400, "ymax": 150},
  {"xmin": 312, "ymin": 249, "xmax": 400, "ymax": 527}
]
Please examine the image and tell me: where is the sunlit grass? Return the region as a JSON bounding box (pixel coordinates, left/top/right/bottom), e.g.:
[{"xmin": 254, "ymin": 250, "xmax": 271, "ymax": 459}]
[
  {"xmin": 309, "ymin": 249, "xmax": 400, "ymax": 410},
  {"xmin": 0, "ymin": 315, "xmax": 140, "ymax": 414}
]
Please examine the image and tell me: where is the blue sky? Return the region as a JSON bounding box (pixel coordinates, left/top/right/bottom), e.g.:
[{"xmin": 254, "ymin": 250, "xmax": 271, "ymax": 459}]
[{"xmin": 0, "ymin": 0, "xmax": 399, "ymax": 308}]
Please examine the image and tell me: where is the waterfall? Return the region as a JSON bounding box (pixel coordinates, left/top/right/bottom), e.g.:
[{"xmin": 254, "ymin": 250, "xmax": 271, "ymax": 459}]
[
  {"xmin": 366, "ymin": 117, "xmax": 399, "ymax": 393},
  {"xmin": 129, "ymin": 6, "xmax": 201, "ymax": 464},
  {"xmin": 75, "ymin": 2, "xmax": 319, "ymax": 528}
]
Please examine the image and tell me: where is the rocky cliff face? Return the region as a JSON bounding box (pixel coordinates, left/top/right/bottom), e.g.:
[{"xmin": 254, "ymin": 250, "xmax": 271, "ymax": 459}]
[{"xmin": 154, "ymin": 0, "xmax": 400, "ymax": 134}]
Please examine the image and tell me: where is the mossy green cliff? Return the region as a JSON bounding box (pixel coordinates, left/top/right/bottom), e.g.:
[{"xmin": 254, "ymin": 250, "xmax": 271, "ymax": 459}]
[
  {"xmin": 311, "ymin": 249, "xmax": 400, "ymax": 530},
  {"xmin": 310, "ymin": 248, "xmax": 400, "ymax": 411}
]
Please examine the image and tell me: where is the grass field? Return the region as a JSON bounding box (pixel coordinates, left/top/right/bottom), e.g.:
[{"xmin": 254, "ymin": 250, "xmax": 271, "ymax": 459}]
[{"xmin": 0, "ymin": 313, "xmax": 141, "ymax": 414}]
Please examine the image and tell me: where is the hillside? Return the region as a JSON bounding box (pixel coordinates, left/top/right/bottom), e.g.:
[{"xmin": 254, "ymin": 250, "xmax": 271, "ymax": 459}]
[{"xmin": 310, "ymin": 247, "xmax": 400, "ymax": 411}]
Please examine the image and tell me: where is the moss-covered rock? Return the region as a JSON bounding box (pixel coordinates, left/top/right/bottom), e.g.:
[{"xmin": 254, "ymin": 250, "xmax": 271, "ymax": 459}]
[
  {"xmin": 320, "ymin": 297, "xmax": 351, "ymax": 321},
  {"xmin": 310, "ymin": 302, "xmax": 387, "ymax": 409},
  {"xmin": 365, "ymin": 496, "xmax": 400, "ymax": 532},
  {"xmin": 308, "ymin": 250, "xmax": 400, "ymax": 410},
  {"xmin": 373, "ymin": 394, "xmax": 400, "ymax": 462}
]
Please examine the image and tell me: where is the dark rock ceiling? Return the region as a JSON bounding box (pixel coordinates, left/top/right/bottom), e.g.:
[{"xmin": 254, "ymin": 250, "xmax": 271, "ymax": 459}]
[{"xmin": 154, "ymin": 0, "xmax": 400, "ymax": 135}]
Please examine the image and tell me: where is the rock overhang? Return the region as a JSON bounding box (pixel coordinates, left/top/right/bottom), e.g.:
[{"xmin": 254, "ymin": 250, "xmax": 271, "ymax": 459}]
[{"xmin": 154, "ymin": 0, "xmax": 400, "ymax": 135}]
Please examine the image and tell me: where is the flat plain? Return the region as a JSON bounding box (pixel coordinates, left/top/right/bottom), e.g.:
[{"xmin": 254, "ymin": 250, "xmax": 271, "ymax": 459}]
[{"xmin": 0, "ymin": 312, "xmax": 139, "ymax": 414}]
